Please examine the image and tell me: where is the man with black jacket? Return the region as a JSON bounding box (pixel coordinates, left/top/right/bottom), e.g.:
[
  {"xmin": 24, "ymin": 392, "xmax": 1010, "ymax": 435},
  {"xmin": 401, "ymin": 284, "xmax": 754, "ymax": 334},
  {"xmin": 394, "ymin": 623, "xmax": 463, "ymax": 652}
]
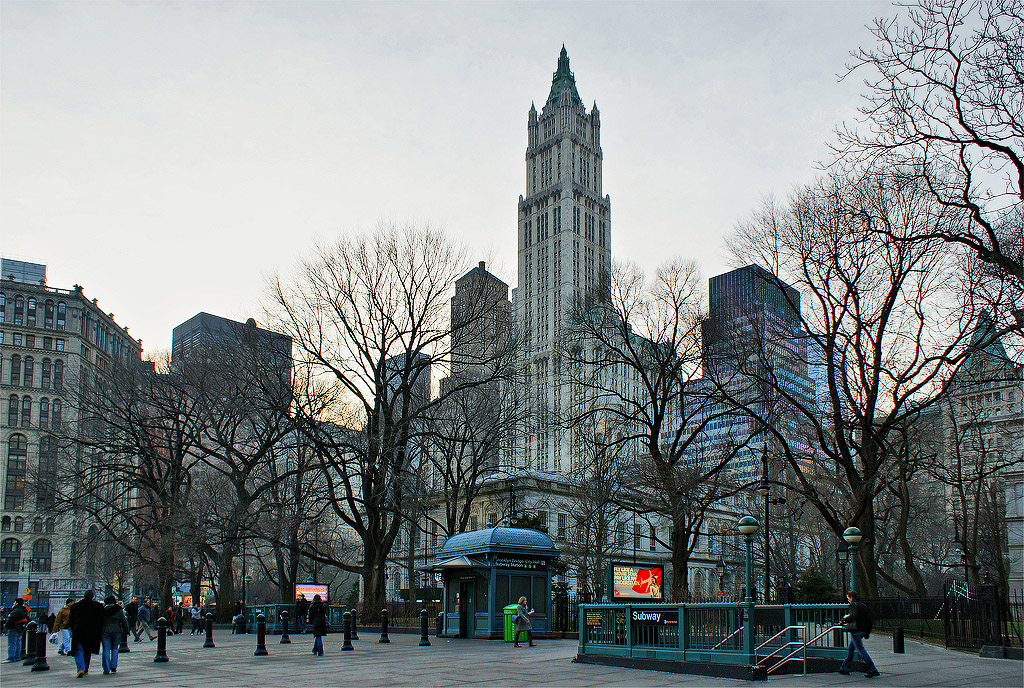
[
  {"xmin": 838, "ymin": 590, "xmax": 880, "ymax": 678},
  {"xmin": 4, "ymin": 598, "xmax": 29, "ymax": 662}
]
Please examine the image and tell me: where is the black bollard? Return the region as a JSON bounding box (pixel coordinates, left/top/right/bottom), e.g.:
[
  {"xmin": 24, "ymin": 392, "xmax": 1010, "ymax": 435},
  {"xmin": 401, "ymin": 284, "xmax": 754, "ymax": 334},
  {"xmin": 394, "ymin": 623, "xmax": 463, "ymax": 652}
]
[
  {"xmin": 379, "ymin": 608, "xmax": 390, "ymax": 644},
  {"xmin": 893, "ymin": 626, "xmax": 905, "ymax": 653},
  {"xmin": 204, "ymin": 612, "xmax": 216, "ymax": 648},
  {"xmin": 119, "ymin": 629, "xmax": 131, "ymax": 654},
  {"xmin": 31, "ymin": 622, "xmax": 49, "ymax": 671},
  {"xmin": 279, "ymin": 610, "xmax": 290, "ymax": 644},
  {"xmin": 350, "ymin": 610, "xmax": 359, "ymax": 640},
  {"xmin": 254, "ymin": 613, "xmax": 268, "ymax": 656},
  {"xmin": 154, "ymin": 617, "xmax": 169, "ymax": 663},
  {"xmin": 436, "ymin": 611, "xmax": 443, "ymax": 636},
  {"xmin": 23, "ymin": 620, "xmax": 37, "ymax": 666},
  {"xmin": 418, "ymin": 608, "xmax": 431, "ymax": 647},
  {"xmin": 342, "ymin": 610, "xmax": 354, "ymax": 651}
]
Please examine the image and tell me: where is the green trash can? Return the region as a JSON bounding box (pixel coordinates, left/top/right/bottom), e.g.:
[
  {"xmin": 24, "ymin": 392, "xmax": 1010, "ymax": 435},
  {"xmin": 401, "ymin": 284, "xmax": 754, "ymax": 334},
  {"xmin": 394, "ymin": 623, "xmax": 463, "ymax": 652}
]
[{"xmin": 503, "ymin": 604, "xmax": 519, "ymax": 642}]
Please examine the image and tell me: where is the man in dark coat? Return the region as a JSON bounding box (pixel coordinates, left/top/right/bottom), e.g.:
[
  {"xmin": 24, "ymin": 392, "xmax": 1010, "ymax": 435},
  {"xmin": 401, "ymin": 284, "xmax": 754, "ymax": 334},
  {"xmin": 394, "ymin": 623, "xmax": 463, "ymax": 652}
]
[
  {"xmin": 68, "ymin": 590, "xmax": 104, "ymax": 678},
  {"xmin": 295, "ymin": 594, "xmax": 309, "ymax": 634},
  {"xmin": 124, "ymin": 598, "xmax": 138, "ymax": 639},
  {"xmin": 4, "ymin": 598, "xmax": 29, "ymax": 662}
]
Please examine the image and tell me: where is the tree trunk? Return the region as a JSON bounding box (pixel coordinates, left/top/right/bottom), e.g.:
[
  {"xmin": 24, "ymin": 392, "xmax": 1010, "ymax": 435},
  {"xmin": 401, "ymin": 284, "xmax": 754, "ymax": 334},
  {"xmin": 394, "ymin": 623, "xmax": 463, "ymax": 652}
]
[{"xmin": 217, "ymin": 543, "xmax": 236, "ymax": 622}]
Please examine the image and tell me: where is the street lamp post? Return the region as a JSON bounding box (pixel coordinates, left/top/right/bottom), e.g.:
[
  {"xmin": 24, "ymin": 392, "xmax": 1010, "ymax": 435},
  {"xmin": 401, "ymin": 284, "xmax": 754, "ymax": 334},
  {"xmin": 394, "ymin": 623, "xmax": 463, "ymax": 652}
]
[
  {"xmin": 842, "ymin": 527, "xmax": 863, "ymax": 592},
  {"xmin": 716, "ymin": 558, "xmax": 727, "ymax": 593},
  {"xmin": 835, "ymin": 542, "xmax": 849, "ymax": 595},
  {"xmin": 757, "ymin": 447, "xmax": 785, "ymax": 603},
  {"xmin": 737, "ymin": 515, "xmax": 760, "ymax": 669}
]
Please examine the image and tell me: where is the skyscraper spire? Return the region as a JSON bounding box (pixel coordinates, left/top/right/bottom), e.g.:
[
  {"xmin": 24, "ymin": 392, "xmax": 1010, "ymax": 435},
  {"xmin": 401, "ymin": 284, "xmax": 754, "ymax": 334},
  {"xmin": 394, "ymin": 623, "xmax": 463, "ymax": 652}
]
[{"xmin": 546, "ymin": 45, "xmax": 582, "ymax": 109}]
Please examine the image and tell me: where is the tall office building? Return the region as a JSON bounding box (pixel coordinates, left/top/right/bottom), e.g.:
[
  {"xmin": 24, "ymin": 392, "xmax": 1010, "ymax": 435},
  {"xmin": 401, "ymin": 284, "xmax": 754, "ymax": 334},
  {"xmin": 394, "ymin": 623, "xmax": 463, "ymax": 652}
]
[
  {"xmin": 518, "ymin": 47, "xmax": 611, "ymax": 473},
  {"xmin": 0, "ymin": 259, "xmax": 142, "ymax": 610},
  {"xmin": 171, "ymin": 312, "xmax": 292, "ymax": 376}
]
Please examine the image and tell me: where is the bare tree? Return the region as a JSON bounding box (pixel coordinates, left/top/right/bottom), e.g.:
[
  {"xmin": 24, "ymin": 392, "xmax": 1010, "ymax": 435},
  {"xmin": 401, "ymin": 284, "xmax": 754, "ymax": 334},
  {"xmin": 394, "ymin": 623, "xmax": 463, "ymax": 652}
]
[
  {"xmin": 561, "ymin": 260, "xmax": 745, "ymax": 601},
  {"xmin": 270, "ymin": 225, "xmax": 520, "ymax": 613},
  {"xmin": 729, "ymin": 168, "xmax": 1007, "ymax": 595},
  {"xmin": 836, "ymin": 0, "xmax": 1024, "ymax": 282}
]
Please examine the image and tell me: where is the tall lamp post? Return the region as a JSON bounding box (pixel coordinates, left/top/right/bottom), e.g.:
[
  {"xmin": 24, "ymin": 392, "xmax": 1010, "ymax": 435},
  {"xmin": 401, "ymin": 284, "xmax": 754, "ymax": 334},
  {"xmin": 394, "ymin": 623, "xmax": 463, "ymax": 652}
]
[
  {"xmin": 835, "ymin": 542, "xmax": 849, "ymax": 596},
  {"xmin": 842, "ymin": 527, "xmax": 863, "ymax": 591},
  {"xmin": 737, "ymin": 515, "xmax": 760, "ymax": 668},
  {"xmin": 716, "ymin": 558, "xmax": 727, "ymax": 593},
  {"xmin": 757, "ymin": 447, "xmax": 786, "ymax": 603}
]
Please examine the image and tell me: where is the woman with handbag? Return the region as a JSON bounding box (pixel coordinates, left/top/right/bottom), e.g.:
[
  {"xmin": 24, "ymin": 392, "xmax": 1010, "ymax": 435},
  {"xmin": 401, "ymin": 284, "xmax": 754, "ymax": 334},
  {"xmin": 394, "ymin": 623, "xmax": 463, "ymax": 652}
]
[{"xmin": 513, "ymin": 596, "xmax": 535, "ymax": 647}]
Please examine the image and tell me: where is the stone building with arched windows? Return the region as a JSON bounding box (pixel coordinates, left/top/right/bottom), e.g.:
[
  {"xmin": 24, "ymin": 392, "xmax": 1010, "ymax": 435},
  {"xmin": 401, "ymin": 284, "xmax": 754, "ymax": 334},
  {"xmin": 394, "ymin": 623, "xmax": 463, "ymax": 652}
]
[{"xmin": 0, "ymin": 259, "xmax": 141, "ymax": 613}]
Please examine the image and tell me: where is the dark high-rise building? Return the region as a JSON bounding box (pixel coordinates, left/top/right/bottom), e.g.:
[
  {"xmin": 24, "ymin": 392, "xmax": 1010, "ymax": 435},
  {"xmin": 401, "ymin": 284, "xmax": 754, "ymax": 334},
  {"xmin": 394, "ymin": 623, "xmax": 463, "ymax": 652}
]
[{"xmin": 171, "ymin": 312, "xmax": 292, "ymax": 378}]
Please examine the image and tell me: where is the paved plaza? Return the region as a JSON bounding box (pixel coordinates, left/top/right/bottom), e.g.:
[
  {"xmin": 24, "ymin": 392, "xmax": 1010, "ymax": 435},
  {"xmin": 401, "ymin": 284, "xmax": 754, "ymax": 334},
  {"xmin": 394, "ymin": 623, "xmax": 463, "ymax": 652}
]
[{"xmin": 1, "ymin": 631, "xmax": 1021, "ymax": 687}]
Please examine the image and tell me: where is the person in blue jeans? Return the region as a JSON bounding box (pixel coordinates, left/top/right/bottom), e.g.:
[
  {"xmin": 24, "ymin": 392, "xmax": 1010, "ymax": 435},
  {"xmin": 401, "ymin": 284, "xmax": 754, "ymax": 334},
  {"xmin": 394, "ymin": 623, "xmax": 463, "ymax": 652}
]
[
  {"xmin": 100, "ymin": 596, "xmax": 130, "ymax": 674},
  {"xmin": 4, "ymin": 598, "xmax": 29, "ymax": 662},
  {"xmin": 839, "ymin": 590, "xmax": 880, "ymax": 678},
  {"xmin": 68, "ymin": 589, "xmax": 104, "ymax": 678}
]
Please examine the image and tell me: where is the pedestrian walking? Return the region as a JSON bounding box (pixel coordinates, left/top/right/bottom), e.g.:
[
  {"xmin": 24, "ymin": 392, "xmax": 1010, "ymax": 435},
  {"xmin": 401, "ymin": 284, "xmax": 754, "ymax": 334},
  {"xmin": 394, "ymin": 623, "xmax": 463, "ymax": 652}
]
[
  {"xmin": 124, "ymin": 597, "xmax": 138, "ymax": 640},
  {"xmin": 4, "ymin": 598, "xmax": 29, "ymax": 662},
  {"xmin": 135, "ymin": 602, "xmax": 156, "ymax": 641},
  {"xmin": 68, "ymin": 589, "xmax": 104, "ymax": 678},
  {"xmin": 838, "ymin": 590, "xmax": 880, "ymax": 678},
  {"xmin": 100, "ymin": 596, "xmax": 130, "ymax": 675},
  {"xmin": 307, "ymin": 594, "xmax": 327, "ymax": 656},
  {"xmin": 295, "ymin": 593, "xmax": 309, "ymax": 634},
  {"xmin": 52, "ymin": 597, "xmax": 74, "ymax": 655},
  {"xmin": 191, "ymin": 604, "xmax": 203, "ymax": 634},
  {"xmin": 165, "ymin": 605, "xmax": 175, "ymax": 634},
  {"xmin": 513, "ymin": 596, "xmax": 535, "ymax": 647},
  {"xmin": 174, "ymin": 603, "xmax": 184, "ymax": 635}
]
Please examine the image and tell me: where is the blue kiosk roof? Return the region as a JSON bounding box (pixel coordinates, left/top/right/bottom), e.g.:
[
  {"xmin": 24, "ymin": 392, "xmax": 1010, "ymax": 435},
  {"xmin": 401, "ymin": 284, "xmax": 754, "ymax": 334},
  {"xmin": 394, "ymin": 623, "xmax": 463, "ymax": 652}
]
[{"xmin": 436, "ymin": 527, "xmax": 559, "ymax": 558}]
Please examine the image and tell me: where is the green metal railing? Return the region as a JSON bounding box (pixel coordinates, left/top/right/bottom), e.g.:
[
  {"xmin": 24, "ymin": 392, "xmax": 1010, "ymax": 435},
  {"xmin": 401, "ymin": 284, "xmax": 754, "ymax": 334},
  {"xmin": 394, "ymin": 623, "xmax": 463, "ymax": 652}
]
[{"xmin": 578, "ymin": 602, "xmax": 849, "ymax": 668}]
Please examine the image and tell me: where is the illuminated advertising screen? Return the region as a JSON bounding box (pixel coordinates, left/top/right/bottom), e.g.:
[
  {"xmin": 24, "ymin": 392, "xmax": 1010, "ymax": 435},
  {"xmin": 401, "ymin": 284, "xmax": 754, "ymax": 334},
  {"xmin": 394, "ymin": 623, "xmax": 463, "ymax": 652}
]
[
  {"xmin": 611, "ymin": 564, "xmax": 664, "ymax": 601},
  {"xmin": 295, "ymin": 583, "xmax": 329, "ymax": 603}
]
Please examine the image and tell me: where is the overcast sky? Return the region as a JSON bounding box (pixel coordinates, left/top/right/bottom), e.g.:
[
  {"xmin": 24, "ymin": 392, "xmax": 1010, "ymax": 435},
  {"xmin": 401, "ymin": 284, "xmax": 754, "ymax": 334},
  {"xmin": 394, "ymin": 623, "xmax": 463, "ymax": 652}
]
[{"xmin": 1, "ymin": 0, "xmax": 898, "ymax": 354}]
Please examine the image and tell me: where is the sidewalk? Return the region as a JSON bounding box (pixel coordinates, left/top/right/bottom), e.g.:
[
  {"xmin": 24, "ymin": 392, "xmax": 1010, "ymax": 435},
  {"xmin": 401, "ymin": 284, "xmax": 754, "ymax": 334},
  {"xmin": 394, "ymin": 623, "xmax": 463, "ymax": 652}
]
[{"xmin": 1, "ymin": 632, "xmax": 1020, "ymax": 687}]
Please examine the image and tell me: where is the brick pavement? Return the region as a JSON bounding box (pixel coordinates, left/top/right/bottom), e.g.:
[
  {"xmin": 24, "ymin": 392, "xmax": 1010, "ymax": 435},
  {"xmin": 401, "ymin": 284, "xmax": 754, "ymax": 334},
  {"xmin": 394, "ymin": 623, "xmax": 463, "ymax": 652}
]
[{"xmin": 1, "ymin": 631, "xmax": 1020, "ymax": 686}]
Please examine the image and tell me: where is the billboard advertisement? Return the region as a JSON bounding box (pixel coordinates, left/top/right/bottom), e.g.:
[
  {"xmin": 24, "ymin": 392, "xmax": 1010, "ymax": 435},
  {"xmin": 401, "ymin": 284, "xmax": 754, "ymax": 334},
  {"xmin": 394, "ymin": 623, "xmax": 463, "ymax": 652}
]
[
  {"xmin": 610, "ymin": 564, "xmax": 664, "ymax": 600},
  {"xmin": 295, "ymin": 583, "xmax": 329, "ymax": 603}
]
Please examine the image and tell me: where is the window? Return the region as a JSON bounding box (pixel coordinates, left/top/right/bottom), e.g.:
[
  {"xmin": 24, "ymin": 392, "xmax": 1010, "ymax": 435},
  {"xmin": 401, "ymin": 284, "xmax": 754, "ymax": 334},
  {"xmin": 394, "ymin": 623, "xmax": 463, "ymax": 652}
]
[
  {"xmin": 56, "ymin": 302, "xmax": 66, "ymax": 330},
  {"xmin": 0, "ymin": 292, "xmax": 5, "ymax": 323},
  {"xmin": 44, "ymin": 518, "xmax": 55, "ymax": 534},
  {"xmin": 5, "ymin": 434, "xmax": 27, "ymax": 510},
  {"xmin": 32, "ymin": 539, "xmax": 51, "ymax": 572},
  {"xmin": 22, "ymin": 356, "xmax": 33, "ymax": 387},
  {"xmin": 44, "ymin": 300, "xmax": 54, "ymax": 329},
  {"xmin": 557, "ymin": 513, "xmax": 567, "ymax": 541},
  {"xmin": 26, "ymin": 298, "xmax": 36, "ymax": 326},
  {"xmin": 1, "ymin": 516, "xmax": 8, "ymax": 531},
  {"xmin": 469, "ymin": 515, "xmax": 478, "ymax": 531},
  {"xmin": 39, "ymin": 398, "xmax": 49, "ymax": 428},
  {"xmin": 42, "ymin": 337, "xmax": 51, "ymax": 350},
  {"xmin": 55, "ymin": 338, "xmax": 65, "ymax": 352},
  {"xmin": 53, "ymin": 359, "xmax": 63, "ymax": 390},
  {"xmin": 0, "ymin": 538, "xmax": 20, "ymax": 572},
  {"xmin": 14, "ymin": 517, "xmax": 23, "ymax": 532},
  {"xmin": 650, "ymin": 526, "xmax": 657, "ymax": 552},
  {"xmin": 51, "ymin": 399, "xmax": 62, "ymax": 430},
  {"xmin": 13, "ymin": 295, "xmax": 24, "ymax": 325},
  {"xmin": 25, "ymin": 335, "xmax": 34, "ymax": 348},
  {"xmin": 633, "ymin": 522, "xmax": 642, "ymax": 551},
  {"xmin": 86, "ymin": 525, "xmax": 99, "ymax": 576},
  {"xmin": 32, "ymin": 517, "xmax": 42, "ymax": 533},
  {"xmin": 41, "ymin": 359, "xmax": 50, "ymax": 389},
  {"xmin": 13, "ymin": 333, "xmax": 22, "ymax": 346},
  {"xmin": 38, "ymin": 436, "xmax": 57, "ymax": 508},
  {"xmin": 7, "ymin": 395, "xmax": 17, "ymax": 426},
  {"xmin": 10, "ymin": 354, "xmax": 20, "ymax": 384},
  {"xmin": 20, "ymin": 396, "xmax": 31, "ymax": 426}
]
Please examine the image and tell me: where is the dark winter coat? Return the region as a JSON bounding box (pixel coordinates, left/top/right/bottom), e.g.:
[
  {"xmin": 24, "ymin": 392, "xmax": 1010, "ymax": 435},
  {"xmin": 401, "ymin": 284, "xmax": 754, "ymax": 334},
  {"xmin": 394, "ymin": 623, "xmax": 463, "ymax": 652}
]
[
  {"xmin": 4, "ymin": 604, "xmax": 28, "ymax": 632},
  {"xmin": 101, "ymin": 603, "xmax": 130, "ymax": 638},
  {"xmin": 296, "ymin": 596, "xmax": 309, "ymax": 618},
  {"xmin": 124, "ymin": 600, "xmax": 138, "ymax": 627},
  {"xmin": 307, "ymin": 600, "xmax": 327, "ymax": 637},
  {"xmin": 68, "ymin": 598, "xmax": 105, "ymax": 655}
]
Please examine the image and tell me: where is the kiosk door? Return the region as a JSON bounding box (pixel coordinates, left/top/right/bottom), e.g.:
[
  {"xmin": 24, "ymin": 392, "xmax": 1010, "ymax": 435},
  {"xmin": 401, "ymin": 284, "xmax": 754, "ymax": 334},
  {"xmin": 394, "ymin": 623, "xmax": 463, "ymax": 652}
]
[{"xmin": 458, "ymin": 580, "xmax": 476, "ymax": 638}]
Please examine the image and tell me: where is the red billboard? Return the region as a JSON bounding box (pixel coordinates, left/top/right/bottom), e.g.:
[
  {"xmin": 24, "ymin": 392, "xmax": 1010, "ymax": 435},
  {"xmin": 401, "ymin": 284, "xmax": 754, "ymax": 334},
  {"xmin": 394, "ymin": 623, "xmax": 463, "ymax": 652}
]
[{"xmin": 611, "ymin": 564, "xmax": 664, "ymax": 600}]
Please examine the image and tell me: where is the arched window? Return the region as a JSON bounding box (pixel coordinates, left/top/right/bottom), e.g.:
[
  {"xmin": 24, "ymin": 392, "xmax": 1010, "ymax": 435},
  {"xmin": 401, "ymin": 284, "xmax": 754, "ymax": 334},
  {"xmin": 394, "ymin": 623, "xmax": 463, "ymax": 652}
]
[
  {"xmin": 0, "ymin": 538, "xmax": 20, "ymax": 572},
  {"xmin": 32, "ymin": 539, "xmax": 51, "ymax": 572},
  {"xmin": 44, "ymin": 300, "xmax": 54, "ymax": 329},
  {"xmin": 45, "ymin": 518, "xmax": 55, "ymax": 534},
  {"xmin": 22, "ymin": 356, "xmax": 33, "ymax": 387},
  {"xmin": 41, "ymin": 359, "xmax": 51, "ymax": 389},
  {"xmin": 14, "ymin": 517, "xmax": 24, "ymax": 532},
  {"xmin": 39, "ymin": 398, "xmax": 49, "ymax": 429},
  {"xmin": 0, "ymin": 292, "xmax": 5, "ymax": 323},
  {"xmin": 86, "ymin": 525, "xmax": 99, "ymax": 576},
  {"xmin": 26, "ymin": 297, "xmax": 36, "ymax": 326},
  {"xmin": 20, "ymin": 396, "xmax": 31, "ymax": 426},
  {"xmin": 32, "ymin": 517, "xmax": 42, "ymax": 533},
  {"xmin": 1, "ymin": 516, "xmax": 9, "ymax": 531},
  {"xmin": 53, "ymin": 359, "xmax": 63, "ymax": 390},
  {"xmin": 51, "ymin": 399, "xmax": 62, "ymax": 430},
  {"xmin": 38, "ymin": 436, "xmax": 56, "ymax": 508},
  {"xmin": 10, "ymin": 354, "xmax": 20, "ymax": 385},
  {"xmin": 56, "ymin": 302, "xmax": 66, "ymax": 330},
  {"xmin": 6, "ymin": 434, "xmax": 28, "ymax": 510},
  {"xmin": 7, "ymin": 395, "xmax": 17, "ymax": 427},
  {"xmin": 13, "ymin": 295, "xmax": 24, "ymax": 325}
]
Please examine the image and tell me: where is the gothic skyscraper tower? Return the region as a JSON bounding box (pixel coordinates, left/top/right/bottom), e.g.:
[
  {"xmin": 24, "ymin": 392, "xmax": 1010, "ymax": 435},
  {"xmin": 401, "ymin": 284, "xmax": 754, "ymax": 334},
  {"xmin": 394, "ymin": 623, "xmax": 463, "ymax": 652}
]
[{"xmin": 517, "ymin": 47, "xmax": 611, "ymax": 473}]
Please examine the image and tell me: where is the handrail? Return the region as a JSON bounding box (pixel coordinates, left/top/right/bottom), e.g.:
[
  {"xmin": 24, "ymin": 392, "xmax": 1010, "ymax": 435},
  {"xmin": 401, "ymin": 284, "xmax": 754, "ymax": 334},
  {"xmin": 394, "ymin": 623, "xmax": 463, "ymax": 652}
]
[
  {"xmin": 762, "ymin": 625, "xmax": 845, "ymax": 676},
  {"xmin": 755, "ymin": 625, "xmax": 804, "ymax": 653},
  {"xmin": 711, "ymin": 626, "xmax": 743, "ymax": 650}
]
